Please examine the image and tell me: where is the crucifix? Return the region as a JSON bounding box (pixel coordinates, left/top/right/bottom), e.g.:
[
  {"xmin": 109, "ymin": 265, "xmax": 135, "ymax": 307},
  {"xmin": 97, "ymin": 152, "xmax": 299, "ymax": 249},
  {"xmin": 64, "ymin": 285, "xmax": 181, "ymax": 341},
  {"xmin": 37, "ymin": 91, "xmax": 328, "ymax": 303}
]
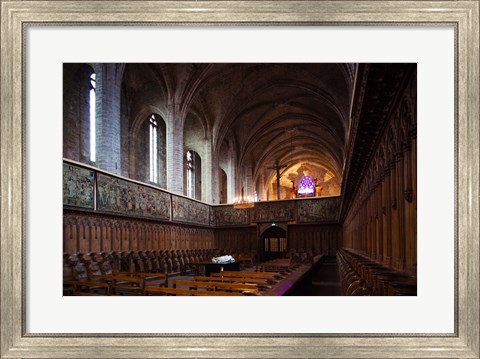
[{"xmin": 268, "ymin": 159, "xmax": 287, "ymax": 200}]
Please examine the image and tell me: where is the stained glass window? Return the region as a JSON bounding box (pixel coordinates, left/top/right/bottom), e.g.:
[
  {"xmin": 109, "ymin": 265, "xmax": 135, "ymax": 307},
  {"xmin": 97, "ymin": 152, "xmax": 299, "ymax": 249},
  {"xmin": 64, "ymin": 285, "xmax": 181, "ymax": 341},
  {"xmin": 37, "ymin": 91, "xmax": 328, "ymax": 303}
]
[{"xmin": 297, "ymin": 175, "xmax": 316, "ymax": 196}]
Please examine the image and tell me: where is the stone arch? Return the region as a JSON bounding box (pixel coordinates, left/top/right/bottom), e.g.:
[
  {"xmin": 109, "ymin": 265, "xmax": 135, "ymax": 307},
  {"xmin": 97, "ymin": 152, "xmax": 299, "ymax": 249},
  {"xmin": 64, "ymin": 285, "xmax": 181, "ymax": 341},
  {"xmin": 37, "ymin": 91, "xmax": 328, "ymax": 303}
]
[
  {"xmin": 184, "ymin": 113, "xmax": 209, "ymax": 201},
  {"xmin": 128, "ymin": 110, "xmax": 167, "ymax": 187}
]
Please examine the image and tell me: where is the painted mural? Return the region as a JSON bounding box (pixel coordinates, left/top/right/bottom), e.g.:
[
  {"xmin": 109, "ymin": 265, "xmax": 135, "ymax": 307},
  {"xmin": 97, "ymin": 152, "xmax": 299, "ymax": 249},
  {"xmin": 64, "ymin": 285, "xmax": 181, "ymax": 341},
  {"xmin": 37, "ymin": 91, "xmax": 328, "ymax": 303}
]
[
  {"xmin": 213, "ymin": 206, "xmax": 250, "ymax": 226},
  {"xmin": 96, "ymin": 174, "xmax": 170, "ymax": 220},
  {"xmin": 254, "ymin": 201, "xmax": 295, "ymax": 222},
  {"xmin": 63, "ymin": 163, "xmax": 95, "ymax": 209},
  {"xmin": 172, "ymin": 195, "xmax": 210, "ymax": 225},
  {"xmin": 298, "ymin": 196, "xmax": 340, "ymax": 223}
]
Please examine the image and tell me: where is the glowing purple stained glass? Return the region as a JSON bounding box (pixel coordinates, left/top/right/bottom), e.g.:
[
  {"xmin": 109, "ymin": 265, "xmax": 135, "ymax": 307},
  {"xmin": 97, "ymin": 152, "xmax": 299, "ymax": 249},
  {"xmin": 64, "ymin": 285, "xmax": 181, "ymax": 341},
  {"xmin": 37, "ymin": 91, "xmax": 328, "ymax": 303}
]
[{"xmin": 297, "ymin": 175, "xmax": 315, "ymax": 195}]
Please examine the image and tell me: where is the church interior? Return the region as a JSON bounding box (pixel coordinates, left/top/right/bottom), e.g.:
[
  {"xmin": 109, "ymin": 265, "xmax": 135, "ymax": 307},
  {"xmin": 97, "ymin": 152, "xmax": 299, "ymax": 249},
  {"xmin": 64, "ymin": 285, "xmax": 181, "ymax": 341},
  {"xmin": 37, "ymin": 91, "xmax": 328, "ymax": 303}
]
[{"xmin": 63, "ymin": 63, "xmax": 417, "ymax": 296}]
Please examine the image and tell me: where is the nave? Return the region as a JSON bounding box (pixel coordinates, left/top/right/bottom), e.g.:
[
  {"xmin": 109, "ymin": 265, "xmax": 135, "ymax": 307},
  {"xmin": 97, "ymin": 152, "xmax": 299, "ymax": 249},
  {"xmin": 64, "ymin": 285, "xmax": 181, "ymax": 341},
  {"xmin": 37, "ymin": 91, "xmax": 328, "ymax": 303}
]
[
  {"xmin": 63, "ymin": 62, "xmax": 417, "ymax": 296},
  {"xmin": 63, "ymin": 247, "xmax": 416, "ymax": 296}
]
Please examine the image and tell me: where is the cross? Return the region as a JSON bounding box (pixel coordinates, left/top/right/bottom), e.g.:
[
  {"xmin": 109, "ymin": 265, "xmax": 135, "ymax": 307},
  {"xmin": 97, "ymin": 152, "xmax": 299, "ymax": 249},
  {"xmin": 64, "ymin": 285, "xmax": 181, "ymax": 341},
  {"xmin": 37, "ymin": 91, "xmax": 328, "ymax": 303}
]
[{"xmin": 268, "ymin": 159, "xmax": 287, "ymax": 200}]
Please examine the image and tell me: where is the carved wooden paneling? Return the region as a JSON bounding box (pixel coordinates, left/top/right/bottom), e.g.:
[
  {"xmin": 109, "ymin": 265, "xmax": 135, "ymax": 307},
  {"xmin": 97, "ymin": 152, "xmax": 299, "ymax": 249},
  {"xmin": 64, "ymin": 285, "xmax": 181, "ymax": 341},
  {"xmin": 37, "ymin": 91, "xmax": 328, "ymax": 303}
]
[
  {"xmin": 63, "ymin": 211, "xmax": 216, "ymax": 253},
  {"xmin": 288, "ymin": 225, "xmax": 342, "ymax": 255},
  {"xmin": 343, "ymin": 68, "xmax": 417, "ymax": 275}
]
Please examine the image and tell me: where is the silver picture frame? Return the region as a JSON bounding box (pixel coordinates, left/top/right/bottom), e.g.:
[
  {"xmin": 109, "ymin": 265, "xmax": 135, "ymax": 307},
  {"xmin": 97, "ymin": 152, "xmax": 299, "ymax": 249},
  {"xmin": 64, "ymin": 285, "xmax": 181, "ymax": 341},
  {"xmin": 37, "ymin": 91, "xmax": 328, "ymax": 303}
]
[{"xmin": 1, "ymin": 1, "xmax": 479, "ymax": 358}]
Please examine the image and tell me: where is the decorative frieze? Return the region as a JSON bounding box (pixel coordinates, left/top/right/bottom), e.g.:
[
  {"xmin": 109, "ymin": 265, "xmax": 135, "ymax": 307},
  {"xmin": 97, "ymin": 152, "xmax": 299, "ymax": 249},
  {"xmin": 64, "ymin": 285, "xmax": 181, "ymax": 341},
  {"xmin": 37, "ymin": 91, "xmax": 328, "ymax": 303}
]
[
  {"xmin": 64, "ymin": 161, "xmax": 342, "ymax": 227},
  {"xmin": 254, "ymin": 201, "xmax": 295, "ymax": 222},
  {"xmin": 172, "ymin": 195, "xmax": 210, "ymax": 226},
  {"xmin": 298, "ymin": 197, "xmax": 340, "ymax": 223},
  {"xmin": 63, "ymin": 163, "xmax": 95, "ymax": 209},
  {"xmin": 97, "ymin": 173, "xmax": 171, "ymax": 220},
  {"xmin": 213, "ymin": 206, "xmax": 250, "ymax": 226}
]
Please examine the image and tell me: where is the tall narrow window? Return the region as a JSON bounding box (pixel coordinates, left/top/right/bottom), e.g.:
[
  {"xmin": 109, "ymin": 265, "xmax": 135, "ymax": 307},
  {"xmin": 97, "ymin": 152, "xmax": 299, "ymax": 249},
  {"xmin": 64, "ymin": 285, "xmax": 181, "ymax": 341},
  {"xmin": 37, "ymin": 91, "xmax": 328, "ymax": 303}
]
[
  {"xmin": 149, "ymin": 114, "xmax": 158, "ymax": 183},
  {"xmin": 186, "ymin": 150, "xmax": 194, "ymax": 198},
  {"xmin": 186, "ymin": 150, "xmax": 201, "ymax": 200},
  {"xmin": 89, "ymin": 72, "xmax": 96, "ymax": 162}
]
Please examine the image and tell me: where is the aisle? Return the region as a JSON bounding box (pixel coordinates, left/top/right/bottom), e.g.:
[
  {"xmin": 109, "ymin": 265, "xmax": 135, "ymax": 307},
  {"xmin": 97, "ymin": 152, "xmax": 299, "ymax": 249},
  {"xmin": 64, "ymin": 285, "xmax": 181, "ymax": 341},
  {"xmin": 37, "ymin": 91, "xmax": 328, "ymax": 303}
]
[{"xmin": 290, "ymin": 256, "xmax": 341, "ymax": 296}]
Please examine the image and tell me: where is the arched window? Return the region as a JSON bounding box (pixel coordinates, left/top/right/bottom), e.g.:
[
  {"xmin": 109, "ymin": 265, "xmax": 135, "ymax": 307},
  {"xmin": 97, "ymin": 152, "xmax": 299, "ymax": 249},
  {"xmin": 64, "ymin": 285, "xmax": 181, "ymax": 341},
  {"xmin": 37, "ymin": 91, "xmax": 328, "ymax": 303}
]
[
  {"xmin": 297, "ymin": 175, "xmax": 316, "ymax": 197},
  {"xmin": 186, "ymin": 151, "xmax": 194, "ymax": 198},
  {"xmin": 186, "ymin": 150, "xmax": 201, "ymax": 200},
  {"xmin": 149, "ymin": 114, "xmax": 158, "ymax": 183},
  {"xmin": 89, "ymin": 72, "xmax": 96, "ymax": 163},
  {"xmin": 220, "ymin": 168, "xmax": 228, "ymax": 204}
]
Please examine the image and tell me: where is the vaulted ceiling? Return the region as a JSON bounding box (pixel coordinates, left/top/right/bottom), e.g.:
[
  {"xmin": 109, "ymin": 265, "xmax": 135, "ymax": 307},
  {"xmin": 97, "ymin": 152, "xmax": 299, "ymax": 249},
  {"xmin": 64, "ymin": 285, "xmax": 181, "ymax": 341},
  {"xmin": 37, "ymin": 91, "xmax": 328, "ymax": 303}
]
[{"xmin": 122, "ymin": 63, "xmax": 356, "ymax": 198}]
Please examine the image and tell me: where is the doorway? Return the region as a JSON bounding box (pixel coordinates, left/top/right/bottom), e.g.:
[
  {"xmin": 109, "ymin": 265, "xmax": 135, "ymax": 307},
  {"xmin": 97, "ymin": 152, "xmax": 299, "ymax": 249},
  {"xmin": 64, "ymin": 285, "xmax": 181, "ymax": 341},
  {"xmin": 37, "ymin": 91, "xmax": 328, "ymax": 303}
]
[{"xmin": 262, "ymin": 226, "xmax": 287, "ymax": 261}]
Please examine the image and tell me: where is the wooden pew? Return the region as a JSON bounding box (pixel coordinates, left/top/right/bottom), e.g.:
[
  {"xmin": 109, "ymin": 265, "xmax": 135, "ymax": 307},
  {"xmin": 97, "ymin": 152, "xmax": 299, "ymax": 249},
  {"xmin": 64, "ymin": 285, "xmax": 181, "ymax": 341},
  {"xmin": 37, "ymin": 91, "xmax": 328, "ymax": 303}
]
[
  {"xmin": 64, "ymin": 280, "xmax": 111, "ymax": 296},
  {"xmin": 90, "ymin": 272, "xmax": 167, "ymax": 287},
  {"xmin": 172, "ymin": 279, "xmax": 260, "ymax": 295},
  {"xmin": 143, "ymin": 286, "xmax": 242, "ymax": 296},
  {"xmin": 113, "ymin": 272, "xmax": 168, "ymax": 287},
  {"xmin": 212, "ymin": 271, "xmax": 282, "ymax": 280},
  {"xmin": 194, "ymin": 276, "xmax": 274, "ymax": 288},
  {"xmin": 105, "ymin": 275, "xmax": 145, "ymax": 295}
]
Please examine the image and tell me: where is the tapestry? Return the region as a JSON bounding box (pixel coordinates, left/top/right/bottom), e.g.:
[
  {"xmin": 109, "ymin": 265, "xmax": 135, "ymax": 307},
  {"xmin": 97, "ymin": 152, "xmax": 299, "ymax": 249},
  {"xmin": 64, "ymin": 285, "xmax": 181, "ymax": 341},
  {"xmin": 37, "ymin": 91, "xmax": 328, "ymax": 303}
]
[
  {"xmin": 213, "ymin": 206, "xmax": 250, "ymax": 226},
  {"xmin": 96, "ymin": 174, "xmax": 171, "ymax": 220},
  {"xmin": 254, "ymin": 201, "xmax": 295, "ymax": 222},
  {"xmin": 63, "ymin": 163, "xmax": 95, "ymax": 209},
  {"xmin": 297, "ymin": 196, "xmax": 340, "ymax": 223},
  {"xmin": 172, "ymin": 195, "xmax": 210, "ymax": 225}
]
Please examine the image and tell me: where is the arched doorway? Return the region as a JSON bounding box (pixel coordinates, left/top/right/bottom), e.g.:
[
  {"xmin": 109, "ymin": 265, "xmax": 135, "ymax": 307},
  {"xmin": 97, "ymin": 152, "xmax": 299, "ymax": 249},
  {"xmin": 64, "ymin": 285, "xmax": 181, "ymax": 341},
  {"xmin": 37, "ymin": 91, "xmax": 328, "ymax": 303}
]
[{"xmin": 261, "ymin": 226, "xmax": 287, "ymax": 261}]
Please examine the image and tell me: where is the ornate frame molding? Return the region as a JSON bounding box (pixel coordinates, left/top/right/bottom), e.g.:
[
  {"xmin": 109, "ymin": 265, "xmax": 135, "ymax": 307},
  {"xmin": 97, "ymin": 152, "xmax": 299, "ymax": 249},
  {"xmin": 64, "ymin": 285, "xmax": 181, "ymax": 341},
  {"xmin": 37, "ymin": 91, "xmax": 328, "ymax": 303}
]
[{"xmin": 1, "ymin": 1, "xmax": 479, "ymax": 358}]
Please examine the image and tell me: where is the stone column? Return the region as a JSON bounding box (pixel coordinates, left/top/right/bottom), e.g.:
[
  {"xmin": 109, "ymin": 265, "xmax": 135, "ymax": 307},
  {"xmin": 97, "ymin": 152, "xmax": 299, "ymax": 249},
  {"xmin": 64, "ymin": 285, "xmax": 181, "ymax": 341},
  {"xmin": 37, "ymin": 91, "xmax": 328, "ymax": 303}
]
[
  {"xmin": 244, "ymin": 164, "xmax": 254, "ymax": 200},
  {"xmin": 166, "ymin": 104, "xmax": 184, "ymax": 195},
  {"xmin": 95, "ymin": 64, "xmax": 124, "ymax": 174},
  {"xmin": 257, "ymin": 171, "xmax": 266, "ymax": 201},
  {"xmin": 202, "ymin": 137, "xmax": 215, "ymax": 203},
  {"xmin": 227, "ymin": 159, "xmax": 236, "ymax": 204}
]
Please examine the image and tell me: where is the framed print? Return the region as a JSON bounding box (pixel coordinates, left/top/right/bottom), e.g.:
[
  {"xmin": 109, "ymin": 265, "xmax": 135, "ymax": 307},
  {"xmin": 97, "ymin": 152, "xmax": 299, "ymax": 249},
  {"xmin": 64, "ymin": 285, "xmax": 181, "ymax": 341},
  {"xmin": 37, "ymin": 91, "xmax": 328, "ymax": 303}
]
[{"xmin": 1, "ymin": 1, "xmax": 479, "ymax": 358}]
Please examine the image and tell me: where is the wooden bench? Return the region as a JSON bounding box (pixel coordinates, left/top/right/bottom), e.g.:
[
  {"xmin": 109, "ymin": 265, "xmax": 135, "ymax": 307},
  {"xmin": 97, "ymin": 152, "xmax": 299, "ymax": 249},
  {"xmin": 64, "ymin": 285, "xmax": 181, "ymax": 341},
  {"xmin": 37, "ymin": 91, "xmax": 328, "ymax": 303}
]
[
  {"xmin": 115, "ymin": 272, "xmax": 168, "ymax": 287},
  {"xmin": 101, "ymin": 275, "xmax": 145, "ymax": 295},
  {"xmin": 91, "ymin": 271, "xmax": 167, "ymax": 285},
  {"xmin": 194, "ymin": 276, "xmax": 273, "ymax": 288},
  {"xmin": 195, "ymin": 275, "xmax": 274, "ymax": 285},
  {"xmin": 212, "ymin": 271, "xmax": 282, "ymax": 280},
  {"xmin": 64, "ymin": 280, "xmax": 111, "ymax": 295},
  {"xmin": 143, "ymin": 286, "xmax": 242, "ymax": 296},
  {"xmin": 173, "ymin": 279, "xmax": 260, "ymax": 295}
]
